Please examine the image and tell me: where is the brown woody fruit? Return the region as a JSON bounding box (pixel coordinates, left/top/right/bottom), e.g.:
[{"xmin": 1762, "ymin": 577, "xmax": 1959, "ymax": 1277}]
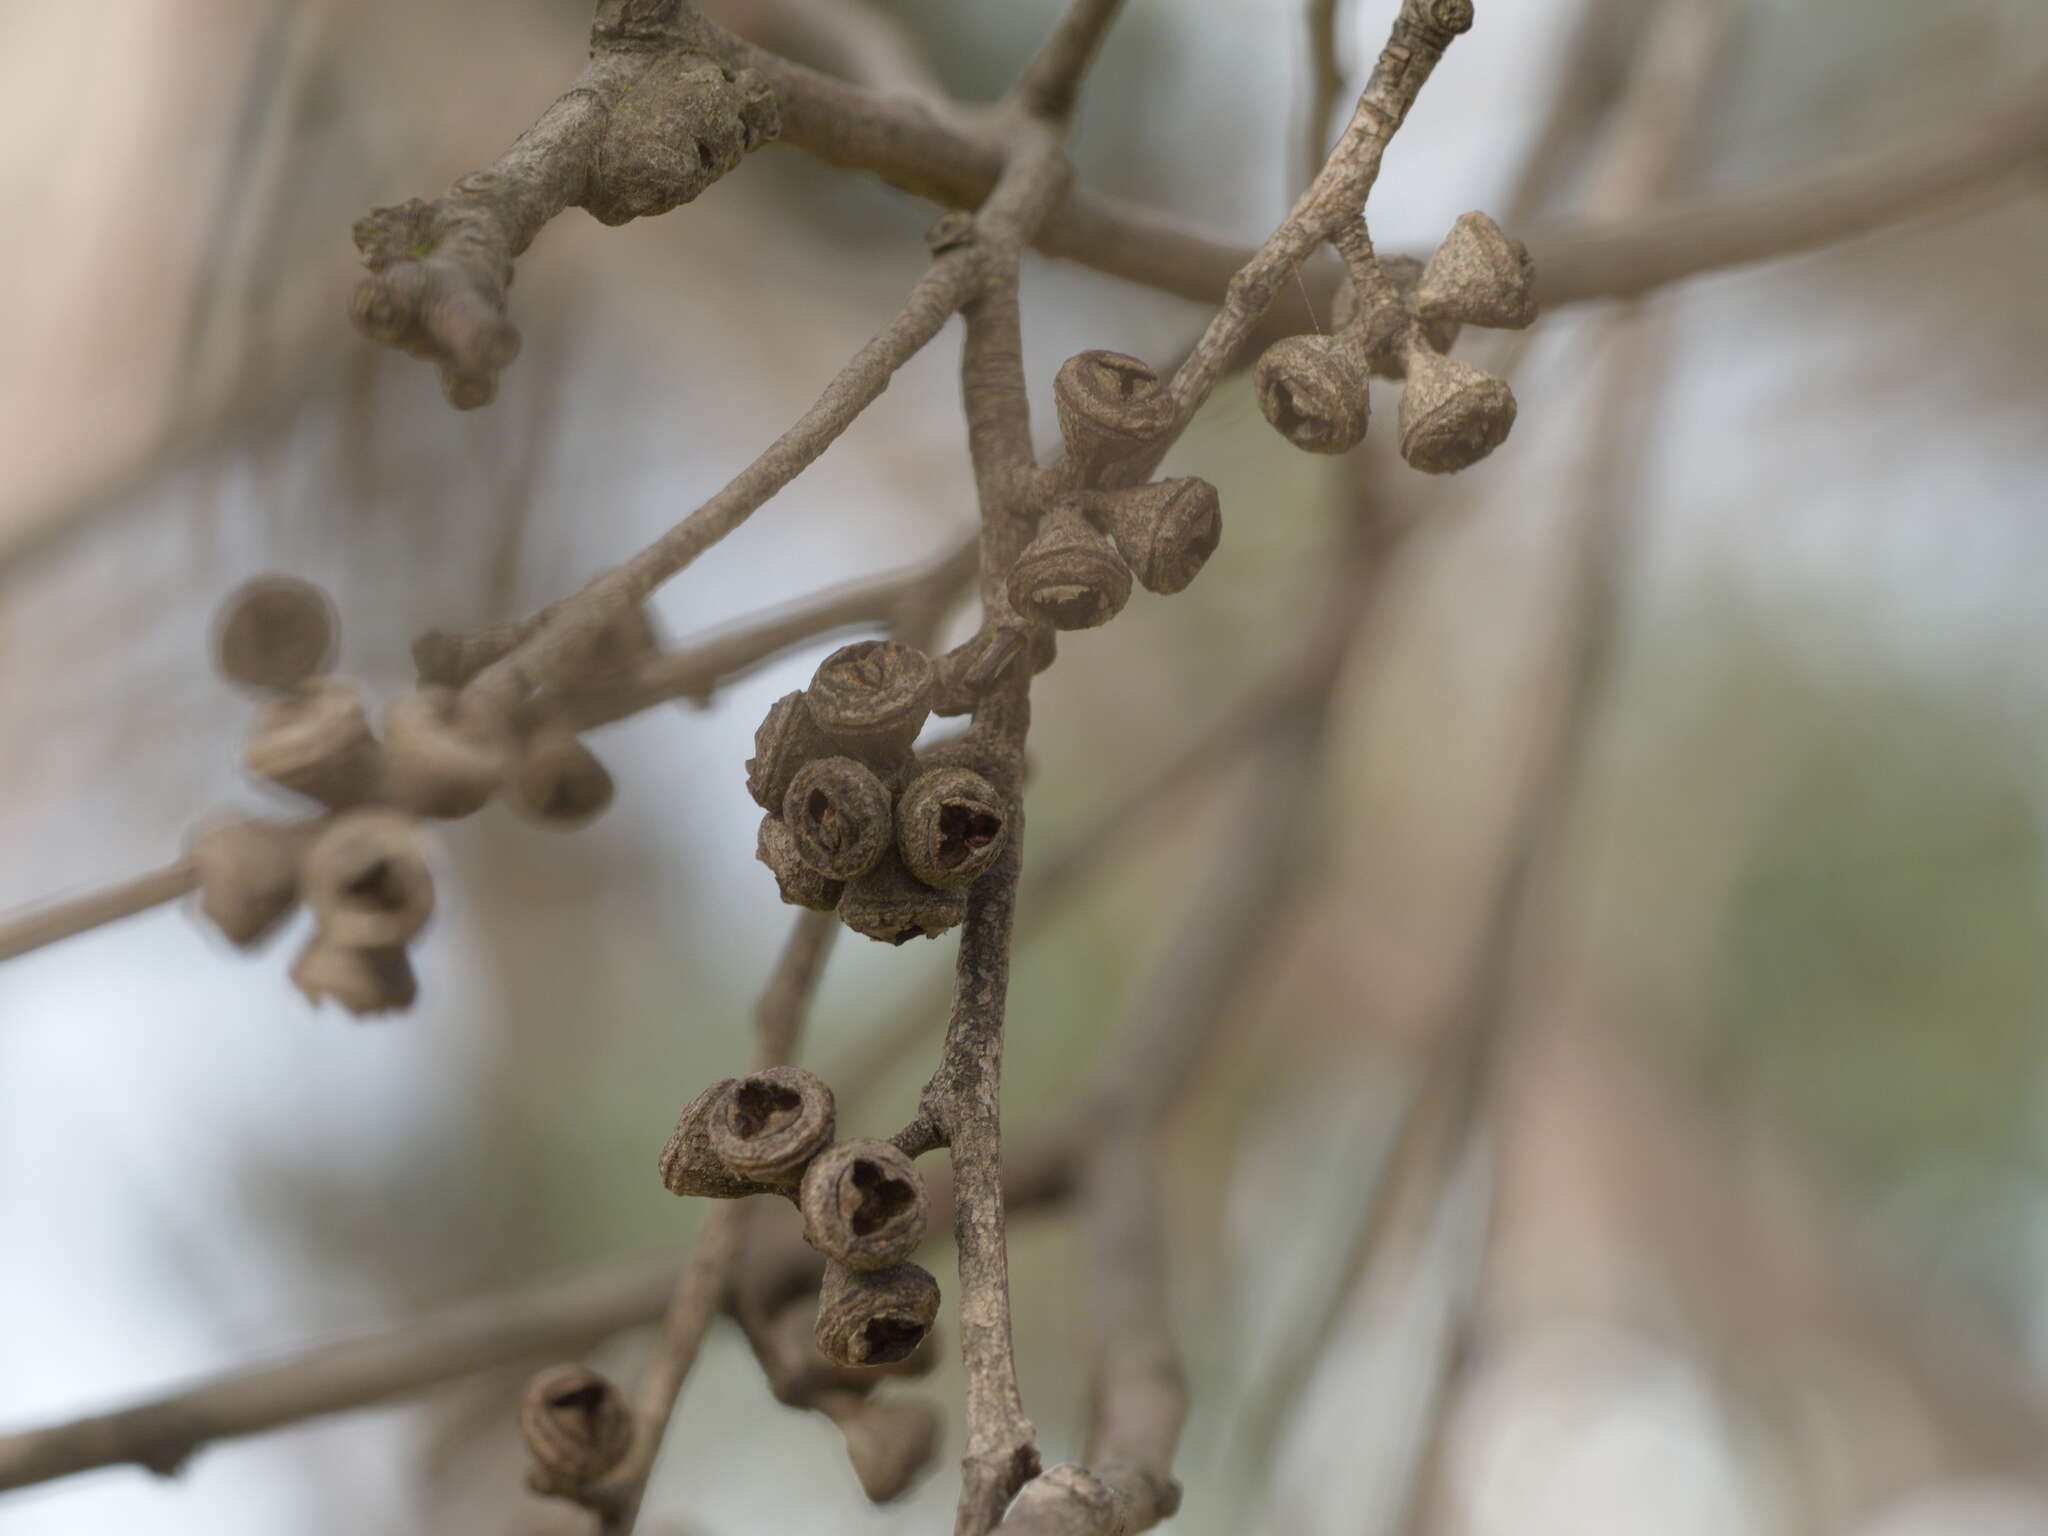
[
  {"xmin": 836, "ymin": 847, "xmax": 968, "ymax": 945},
  {"xmin": 805, "ymin": 642, "xmax": 934, "ymax": 760},
  {"xmin": 300, "ymin": 809, "xmax": 434, "ymax": 948},
  {"xmin": 707, "ymin": 1066, "xmax": 836, "ymax": 1184},
  {"xmin": 1414, "ymin": 210, "xmax": 1537, "ymax": 330},
  {"xmin": 660, "ymin": 1079, "xmax": 780, "ymax": 1199},
  {"xmin": 800, "ymin": 1138, "xmax": 929, "ymax": 1270},
  {"xmin": 381, "ymin": 687, "xmax": 507, "ymax": 819},
  {"xmin": 895, "ymin": 768, "xmax": 1006, "ymax": 890},
  {"xmin": 509, "ymin": 730, "xmax": 614, "ymax": 828},
  {"xmin": 519, "ymin": 1363, "xmax": 633, "ymax": 1493},
  {"xmin": 783, "ymin": 757, "xmax": 893, "ymax": 882},
  {"xmin": 1052, "ymin": 351, "xmax": 1174, "ymax": 478},
  {"xmin": 243, "ymin": 677, "xmax": 381, "ymax": 807},
  {"xmin": 755, "ymin": 1296, "xmax": 937, "ymax": 1405},
  {"xmin": 757, "ymin": 814, "xmax": 845, "ymax": 912},
  {"xmin": 289, "ymin": 937, "xmax": 417, "ymax": 1017},
  {"xmin": 1092, "ymin": 477, "xmax": 1223, "ymax": 596},
  {"xmin": 1398, "ymin": 338, "xmax": 1517, "ymax": 473},
  {"xmin": 214, "ymin": 576, "xmax": 337, "ymax": 692},
  {"xmin": 829, "ymin": 1395, "xmax": 941, "ymax": 1503},
  {"xmin": 1007, "ymin": 500, "xmax": 1132, "ymax": 631},
  {"xmin": 815, "ymin": 1260, "xmax": 942, "ymax": 1368},
  {"xmin": 1254, "ymin": 333, "xmax": 1372, "ymax": 454},
  {"xmin": 746, "ymin": 691, "xmax": 830, "ymax": 811},
  {"xmin": 188, "ymin": 815, "xmax": 307, "ymax": 948}
]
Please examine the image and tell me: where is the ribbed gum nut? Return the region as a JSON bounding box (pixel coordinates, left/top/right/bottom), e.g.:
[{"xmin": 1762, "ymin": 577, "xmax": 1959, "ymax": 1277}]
[
  {"xmin": 381, "ymin": 687, "xmax": 508, "ymax": 819},
  {"xmin": 1006, "ymin": 502, "xmax": 1132, "ymax": 632},
  {"xmin": 746, "ymin": 691, "xmax": 830, "ymax": 811},
  {"xmin": 805, "ymin": 642, "xmax": 934, "ymax": 760},
  {"xmin": 187, "ymin": 815, "xmax": 305, "ymax": 948},
  {"xmin": 660, "ymin": 1079, "xmax": 778, "ymax": 1199},
  {"xmin": 509, "ymin": 730, "xmax": 614, "ymax": 828},
  {"xmin": 519, "ymin": 1364, "xmax": 633, "ymax": 1492},
  {"xmin": 243, "ymin": 677, "xmax": 381, "ymax": 807},
  {"xmin": 213, "ymin": 576, "xmax": 337, "ymax": 691},
  {"xmin": 800, "ymin": 1138, "xmax": 929, "ymax": 1270},
  {"xmin": 758, "ymin": 814, "xmax": 845, "ymax": 912},
  {"xmin": 300, "ymin": 809, "xmax": 435, "ymax": 948},
  {"xmin": 1096, "ymin": 478, "xmax": 1223, "ymax": 596},
  {"xmin": 1398, "ymin": 339, "xmax": 1518, "ymax": 474},
  {"xmin": 895, "ymin": 768, "xmax": 1006, "ymax": 890},
  {"xmin": 707, "ymin": 1066, "xmax": 836, "ymax": 1184},
  {"xmin": 783, "ymin": 757, "xmax": 893, "ymax": 882},
  {"xmin": 1254, "ymin": 333, "xmax": 1371, "ymax": 454},
  {"xmin": 1052, "ymin": 351, "xmax": 1173, "ymax": 476},
  {"xmin": 1416, "ymin": 210, "xmax": 1537, "ymax": 330},
  {"xmin": 289, "ymin": 937, "xmax": 417, "ymax": 1017},
  {"xmin": 836, "ymin": 847, "xmax": 968, "ymax": 945},
  {"xmin": 815, "ymin": 1260, "xmax": 942, "ymax": 1368},
  {"xmin": 837, "ymin": 1397, "xmax": 941, "ymax": 1503}
]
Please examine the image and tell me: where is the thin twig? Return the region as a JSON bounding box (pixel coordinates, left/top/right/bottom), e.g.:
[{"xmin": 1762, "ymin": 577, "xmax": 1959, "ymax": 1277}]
[
  {"xmin": 588, "ymin": 911, "xmax": 837, "ymax": 1534},
  {"xmin": 0, "ymin": 861, "xmax": 200, "ymax": 966},
  {"xmin": 1302, "ymin": 0, "xmax": 1347, "ymax": 189}
]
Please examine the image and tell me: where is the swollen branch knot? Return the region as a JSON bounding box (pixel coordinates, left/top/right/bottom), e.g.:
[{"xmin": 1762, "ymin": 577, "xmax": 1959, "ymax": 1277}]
[{"xmin": 350, "ymin": 0, "xmax": 777, "ymax": 407}]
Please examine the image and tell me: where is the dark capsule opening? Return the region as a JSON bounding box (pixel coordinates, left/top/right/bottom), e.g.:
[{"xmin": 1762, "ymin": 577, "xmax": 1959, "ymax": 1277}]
[
  {"xmin": 848, "ymin": 1160, "xmax": 915, "ymax": 1237},
  {"xmin": 731, "ymin": 1080, "xmax": 803, "ymax": 1139},
  {"xmin": 804, "ymin": 788, "xmax": 844, "ymax": 851},
  {"xmin": 935, "ymin": 803, "xmax": 1002, "ymax": 869},
  {"xmin": 862, "ymin": 1316, "xmax": 926, "ymax": 1364},
  {"xmin": 547, "ymin": 1381, "xmax": 612, "ymax": 1441},
  {"xmin": 345, "ymin": 859, "xmax": 408, "ymax": 911}
]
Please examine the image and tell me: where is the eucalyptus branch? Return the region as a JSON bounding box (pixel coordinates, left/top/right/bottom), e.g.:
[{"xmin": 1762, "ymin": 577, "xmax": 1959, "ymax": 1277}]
[{"xmin": 0, "ymin": 860, "xmax": 199, "ymax": 965}]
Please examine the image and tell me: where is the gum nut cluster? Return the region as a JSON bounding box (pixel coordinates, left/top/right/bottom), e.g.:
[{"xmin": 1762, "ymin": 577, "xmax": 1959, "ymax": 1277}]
[
  {"xmin": 748, "ymin": 640, "xmax": 1011, "ymax": 944},
  {"xmin": 659, "ymin": 1067, "xmax": 941, "ymax": 1371},
  {"xmin": 1253, "ymin": 211, "xmax": 1538, "ymax": 473},
  {"xmin": 1002, "ymin": 350, "xmax": 1224, "ymax": 633},
  {"xmin": 199, "ymin": 575, "xmax": 629, "ymax": 1015}
]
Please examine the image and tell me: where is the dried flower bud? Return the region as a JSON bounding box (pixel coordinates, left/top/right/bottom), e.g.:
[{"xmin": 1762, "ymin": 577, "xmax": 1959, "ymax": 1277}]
[
  {"xmin": 834, "ymin": 1396, "xmax": 941, "ymax": 1503},
  {"xmin": 290, "ymin": 937, "xmax": 417, "ymax": 1017},
  {"xmin": 800, "ymin": 1138, "xmax": 929, "ymax": 1270},
  {"xmin": 1398, "ymin": 339, "xmax": 1517, "ymax": 474},
  {"xmin": 381, "ymin": 687, "xmax": 508, "ymax": 819},
  {"xmin": 708, "ymin": 1066, "xmax": 836, "ymax": 1184},
  {"xmin": 783, "ymin": 757, "xmax": 894, "ymax": 882},
  {"xmin": 757, "ymin": 814, "xmax": 845, "ymax": 912},
  {"xmin": 1052, "ymin": 351, "xmax": 1174, "ymax": 477},
  {"xmin": 836, "ymin": 847, "xmax": 968, "ymax": 945},
  {"xmin": 895, "ymin": 768, "xmax": 1006, "ymax": 890},
  {"xmin": 509, "ymin": 730, "xmax": 614, "ymax": 828},
  {"xmin": 1093, "ymin": 478, "xmax": 1223, "ymax": 596},
  {"xmin": 1254, "ymin": 333, "xmax": 1371, "ymax": 454},
  {"xmin": 1007, "ymin": 501, "xmax": 1132, "ymax": 632},
  {"xmin": 300, "ymin": 809, "xmax": 434, "ymax": 948},
  {"xmin": 815, "ymin": 1260, "xmax": 941, "ymax": 1369},
  {"xmin": 519, "ymin": 1364, "xmax": 633, "ymax": 1492},
  {"xmin": 1416, "ymin": 210, "xmax": 1537, "ymax": 330},
  {"xmin": 213, "ymin": 576, "xmax": 338, "ymax": 692},
  {"xmin": 187, "ymin": 815, "xmax": 307, "ymax": 948},
  {"xmin": 747, "ymin": 691, "xmax": 831, "ymax": 811},
  {"xmin": 660, "ymin": 1079, "xmax": 778, "ymax": 1199},
  {"xmin": 243, "ymin": 677, "xmax": 382, "ymax": 807},
  {"xmin": 805, "ymin": 642, "xmax": 934, "ymax": 760}
]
